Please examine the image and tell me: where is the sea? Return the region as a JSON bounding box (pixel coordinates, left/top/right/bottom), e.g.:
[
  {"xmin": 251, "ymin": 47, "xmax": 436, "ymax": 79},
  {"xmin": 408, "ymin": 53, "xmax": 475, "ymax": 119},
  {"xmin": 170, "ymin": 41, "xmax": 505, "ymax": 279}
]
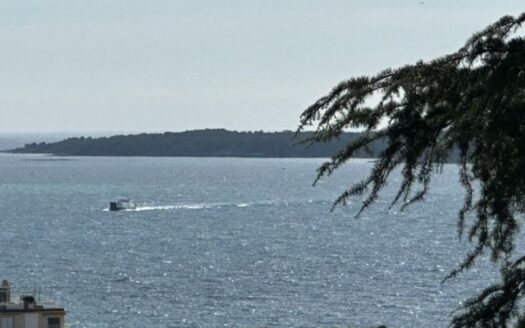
[{"xmin": 0, "ymin": 134, "xmax": 501, "ymax": 327}]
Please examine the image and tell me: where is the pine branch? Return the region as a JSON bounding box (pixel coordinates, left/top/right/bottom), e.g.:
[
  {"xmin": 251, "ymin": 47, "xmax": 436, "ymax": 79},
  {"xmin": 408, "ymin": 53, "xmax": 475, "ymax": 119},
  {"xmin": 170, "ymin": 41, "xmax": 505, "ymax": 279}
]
[{"xmin": 298, "ymin": 12, "xmax": 525, "ymax": 327}]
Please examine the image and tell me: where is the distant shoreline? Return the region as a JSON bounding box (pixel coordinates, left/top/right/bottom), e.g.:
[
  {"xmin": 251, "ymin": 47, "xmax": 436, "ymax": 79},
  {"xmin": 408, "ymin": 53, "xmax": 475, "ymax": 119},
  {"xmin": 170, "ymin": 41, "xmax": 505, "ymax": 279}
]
[
  {"xmin": 2, "ymin": 153, "xmax": 381, "ymax": 162},
  {"xmin": 6, "ymin": 129, "xmax": 386, "ymax": 159}
]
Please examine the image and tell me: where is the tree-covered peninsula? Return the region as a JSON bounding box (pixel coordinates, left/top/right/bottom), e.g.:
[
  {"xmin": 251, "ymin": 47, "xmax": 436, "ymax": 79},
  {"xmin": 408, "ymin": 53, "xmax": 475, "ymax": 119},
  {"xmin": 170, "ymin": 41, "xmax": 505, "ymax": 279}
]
[{"xmin": 8, "ymin": 129, "xmax": 386, "ymax": 158}]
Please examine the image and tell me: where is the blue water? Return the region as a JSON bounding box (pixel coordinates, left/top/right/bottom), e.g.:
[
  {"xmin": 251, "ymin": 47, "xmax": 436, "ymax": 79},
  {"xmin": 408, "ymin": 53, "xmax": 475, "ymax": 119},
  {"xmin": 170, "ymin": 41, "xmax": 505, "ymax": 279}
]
[{"xmin": 0, "ymin": 154, "xmax": 498, "ymax": 327}]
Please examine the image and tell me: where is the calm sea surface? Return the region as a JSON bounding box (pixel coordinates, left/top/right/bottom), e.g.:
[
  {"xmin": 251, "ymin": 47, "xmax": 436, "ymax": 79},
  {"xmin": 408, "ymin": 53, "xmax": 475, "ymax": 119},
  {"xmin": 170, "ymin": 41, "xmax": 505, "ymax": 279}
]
[{"xmin": 0, "ymin": 154, "xmax": 499, "ymax": 327}]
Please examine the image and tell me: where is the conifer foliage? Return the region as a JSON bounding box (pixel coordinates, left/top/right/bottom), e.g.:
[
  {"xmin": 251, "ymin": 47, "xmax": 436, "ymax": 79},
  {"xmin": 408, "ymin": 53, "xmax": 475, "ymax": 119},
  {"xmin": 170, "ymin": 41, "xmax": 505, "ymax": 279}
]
[{"xmin": 297, "ymin": 13, "xmax": 525, "ymax": 327}]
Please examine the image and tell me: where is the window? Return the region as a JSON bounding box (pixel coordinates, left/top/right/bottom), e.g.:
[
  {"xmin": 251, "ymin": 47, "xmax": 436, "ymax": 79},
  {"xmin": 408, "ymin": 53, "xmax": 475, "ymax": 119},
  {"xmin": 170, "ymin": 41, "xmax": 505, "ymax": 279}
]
[
  {"xmin": 48, "ymin": 317, "xmax": 60, "ymax": 328},
  {"xmin": 0, "ymin": 317, "xmax": 14, "ymax": 328}
]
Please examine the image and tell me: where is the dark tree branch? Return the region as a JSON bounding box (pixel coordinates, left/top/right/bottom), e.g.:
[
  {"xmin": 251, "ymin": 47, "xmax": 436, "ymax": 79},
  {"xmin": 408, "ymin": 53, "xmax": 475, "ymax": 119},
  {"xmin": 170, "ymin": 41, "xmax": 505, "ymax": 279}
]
[{"xmin": 297, "ymin": 13, "xmax": 525, "ymax": 327}]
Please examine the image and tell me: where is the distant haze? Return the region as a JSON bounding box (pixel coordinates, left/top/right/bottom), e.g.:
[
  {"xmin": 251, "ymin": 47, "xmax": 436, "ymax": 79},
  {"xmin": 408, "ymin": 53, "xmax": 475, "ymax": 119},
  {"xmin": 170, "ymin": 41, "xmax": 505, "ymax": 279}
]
[
  {"xmin": 1, "ymin": 1, "xmax": 523, "ymax": 133},
  {"xmin": 0, "ymin": 132, "xmax": 115, "ymax": 150}
]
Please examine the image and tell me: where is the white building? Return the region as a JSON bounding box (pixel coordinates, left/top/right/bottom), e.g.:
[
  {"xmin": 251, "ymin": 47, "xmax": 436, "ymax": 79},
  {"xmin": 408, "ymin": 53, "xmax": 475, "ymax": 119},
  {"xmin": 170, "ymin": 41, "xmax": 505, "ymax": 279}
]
[{"xmin": 0, "ymin": 280, "xmax": 65, "ymax": 328}]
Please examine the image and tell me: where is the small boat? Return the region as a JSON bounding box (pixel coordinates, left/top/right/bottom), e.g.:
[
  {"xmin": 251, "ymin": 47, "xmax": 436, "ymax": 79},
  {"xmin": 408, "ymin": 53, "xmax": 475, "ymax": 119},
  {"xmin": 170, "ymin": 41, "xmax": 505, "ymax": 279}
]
[{"xmin": 109, "ymin": 198, "xmax": 136, "ymax": 211}]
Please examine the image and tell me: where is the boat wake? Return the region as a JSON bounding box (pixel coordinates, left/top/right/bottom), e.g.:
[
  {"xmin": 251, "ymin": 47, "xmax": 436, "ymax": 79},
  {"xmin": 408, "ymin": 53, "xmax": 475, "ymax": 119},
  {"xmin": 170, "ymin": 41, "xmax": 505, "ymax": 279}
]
[
  {"xmin": 131, "ymin": 203, "xmax": 224, "ymax": 211},
  {"xmin": 103, "ymin": 199, "xmax": 329, "ymax": 212},
  {"xmin": 103, "ymin": 202, "xmax": 251, "ymax": 212}
]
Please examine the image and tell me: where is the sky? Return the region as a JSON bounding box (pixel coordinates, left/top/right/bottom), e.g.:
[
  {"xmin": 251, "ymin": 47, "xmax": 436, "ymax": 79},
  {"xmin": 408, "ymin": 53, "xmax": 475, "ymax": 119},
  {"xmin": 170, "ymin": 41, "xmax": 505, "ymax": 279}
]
[{"xmin": 0, "ymin": 1, "xmax": 523, "ymax": 134}]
